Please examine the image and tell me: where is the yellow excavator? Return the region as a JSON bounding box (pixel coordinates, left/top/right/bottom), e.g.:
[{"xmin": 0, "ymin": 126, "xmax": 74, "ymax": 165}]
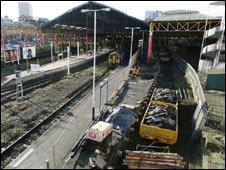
[{"xmin": 131, "ymin": 66, "xmax": 140, "ymax": 77}]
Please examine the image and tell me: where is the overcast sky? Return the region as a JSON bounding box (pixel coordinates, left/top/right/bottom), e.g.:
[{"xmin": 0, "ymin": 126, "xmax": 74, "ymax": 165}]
[{"xmin": 1, "ymin": 1, "xmax": 225, "ymax": 21}]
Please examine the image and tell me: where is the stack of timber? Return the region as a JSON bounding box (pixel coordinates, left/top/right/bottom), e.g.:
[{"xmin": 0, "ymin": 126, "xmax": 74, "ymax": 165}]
[{"xmin": 123, "ymin": 150, "xmax": 184, "ymax": 169}]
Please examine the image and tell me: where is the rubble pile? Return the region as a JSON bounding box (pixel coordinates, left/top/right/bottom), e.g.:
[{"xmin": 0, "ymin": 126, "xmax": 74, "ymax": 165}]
[
  {"xmin": 153, "ymin": 88, "xmax": 177, "ymax": 104},
  {"xmin": 144, "ymin": 104, "xmax": 176, "ymax": 130}
]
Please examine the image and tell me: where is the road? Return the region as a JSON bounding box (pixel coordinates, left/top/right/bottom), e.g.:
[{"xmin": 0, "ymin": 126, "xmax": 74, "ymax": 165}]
[{"xmin": 6, "ymin": 64, "xmax": 130, "ymax": 169}]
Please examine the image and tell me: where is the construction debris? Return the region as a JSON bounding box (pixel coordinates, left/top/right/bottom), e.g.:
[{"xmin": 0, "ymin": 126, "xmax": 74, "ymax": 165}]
[
  {"xmin": 144, "ymin": 104, "xmax": 176, "ymax": 130},
  {"xmin": 105, "ymin": 105, "xmax": 136, "ymax": 133},
  {"xmin": 153, "ymin": 88, "xmax": 177, "ymax": 104}
]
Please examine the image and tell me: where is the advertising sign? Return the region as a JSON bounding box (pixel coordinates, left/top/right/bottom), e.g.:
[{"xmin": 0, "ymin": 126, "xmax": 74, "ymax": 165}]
[
  {"xmin": 4, "ymin": 48, "xmax": 21, "ymax": 63},
  {"xmin": 138, "ymin": 39, "xmax": 143, "ymax": 47},
  {"xmin": 22, "ymin": 46, "xmax": 36, "ymax": 59}
]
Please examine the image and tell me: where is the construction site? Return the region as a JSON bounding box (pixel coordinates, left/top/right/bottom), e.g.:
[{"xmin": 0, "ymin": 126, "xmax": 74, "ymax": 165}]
[{"xmin": 1, "ymin": 1, "xmax": 225, "ymax": 169}]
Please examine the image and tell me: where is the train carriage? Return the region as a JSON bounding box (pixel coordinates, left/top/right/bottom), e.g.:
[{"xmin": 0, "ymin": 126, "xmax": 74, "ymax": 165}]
[
  {"xmin": 108, "ymin": 50, "xmax": 125, "ymax": 66},
  {"xmin": 159, "ymin": 49, "xmax": 171, "ymax": 62}
]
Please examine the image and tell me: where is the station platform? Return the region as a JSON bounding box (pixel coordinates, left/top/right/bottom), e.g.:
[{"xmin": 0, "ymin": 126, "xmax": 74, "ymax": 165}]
[
  {"xmin": 1, "ymin": 48, "xmax": 112, "ymax": 88},
  {"xmin": 6, "ymin": 65, "xmax": 130, "ymax": 169}
]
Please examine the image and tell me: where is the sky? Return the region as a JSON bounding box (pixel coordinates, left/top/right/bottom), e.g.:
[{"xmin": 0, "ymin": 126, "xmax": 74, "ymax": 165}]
[{"xmin": 1, "ymin": 1, "xmax": 225, "ymax": 21}]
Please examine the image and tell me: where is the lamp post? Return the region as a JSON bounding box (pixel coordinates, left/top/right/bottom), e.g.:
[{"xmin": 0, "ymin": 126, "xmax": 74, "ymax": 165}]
[
  {"xmin": 76, "ymin": 27, "xmax": 86, "ymax": 57},
  {"xmin": 81, "ymin": 7, "xmax": 111, "ymax": 121},
  {"xmin": 16, "ymin": 45, "xmax": 20, "ymax": 66},
  {"xmin": 19, "ymin": 31, "xmax": 22, "ymax": 67},
  {"xmin": 67, "ymin": 46, "xmax": 71, "ymax": 75},
  {"xmin": 50, "ymin": 41, "xmax": 53, "ymax": 62},
  {"xmin": 125, "ymin": 27, "xmax": 141, "ymax": 59}
]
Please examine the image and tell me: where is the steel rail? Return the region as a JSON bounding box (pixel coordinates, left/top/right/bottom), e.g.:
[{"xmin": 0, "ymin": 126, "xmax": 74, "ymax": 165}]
[{"xmin": 1, "ymin": 68, "xmax": 111, "ymax": 163}]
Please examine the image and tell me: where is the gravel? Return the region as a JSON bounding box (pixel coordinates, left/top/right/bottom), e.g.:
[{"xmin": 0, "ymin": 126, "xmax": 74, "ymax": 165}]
[{"xmin": 1, "ymin": 62, "xmax": 108, "ymax": 149}]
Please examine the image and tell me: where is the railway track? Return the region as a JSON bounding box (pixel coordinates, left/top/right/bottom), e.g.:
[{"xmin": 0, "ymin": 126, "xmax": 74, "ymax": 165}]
[
  {"xmin": 1, "ymin": 56, "xmax": 109, "ymax": 104},
  {"xmin": 1, "ymin": 65, "xmax": 116, "ymax": 168},
  {"xmin": 1, "ymin": 79, "xmax": 54, "ymax": 104},
  {"xmin": 70, "ymin": 59, "xmax": 190, "ymax": 169},
  {"xmin": 69, "ymin": 61, "xmax": 161, "ymax": 161},
  {"xmin": 1, "ymin": 58, "xmax": 191, "ymax": 168},
  {"xmin": 1, "ymin": 70, "xmax": 64, "ymax": 94}
]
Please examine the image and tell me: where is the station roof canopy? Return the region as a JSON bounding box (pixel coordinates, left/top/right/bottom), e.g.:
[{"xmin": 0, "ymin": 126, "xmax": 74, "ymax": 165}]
[
  {"xmin": 153, "ymin": 10, "xmax": 220, "ymax": 21},
  {"xmin": 42, "ymin": 1, "xmax": 149, "ymax": 34},
  {"xmin": 148, "ymin": 10, "xmax": 221, "ymax": 36}
]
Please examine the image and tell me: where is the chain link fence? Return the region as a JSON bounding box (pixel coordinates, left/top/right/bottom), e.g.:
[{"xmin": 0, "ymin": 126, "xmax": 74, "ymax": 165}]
[{"xmin": 50, "ymin": 95, "xmax": 93, "ymax": 168}]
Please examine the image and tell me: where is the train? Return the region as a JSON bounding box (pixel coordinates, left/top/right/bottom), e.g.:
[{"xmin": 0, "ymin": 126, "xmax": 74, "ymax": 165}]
[
  {"xmin": 159, "ymin": 49, "xmax": 171, "ymax": 62},
  {"xmin": 108, "ymin": 50, "xmax": 125, "ymax": 66}
]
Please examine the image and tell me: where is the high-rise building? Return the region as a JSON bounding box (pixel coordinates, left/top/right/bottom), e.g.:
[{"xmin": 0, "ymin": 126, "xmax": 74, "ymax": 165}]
[
  {"xmin": 1, "ymin": 16, "xmax": 13, "ymax": 27},
  {"xmin": 145, "ymin": 10, "xmax": 162, "ymax": 22},
  {"xmin": 18, "ymin": 2, "xmax": 33, "ymax": 17}
]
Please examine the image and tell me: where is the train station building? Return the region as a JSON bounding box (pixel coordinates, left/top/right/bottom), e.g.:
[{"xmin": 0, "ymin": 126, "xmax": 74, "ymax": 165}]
[{"xmin": 1, "ymin": 1, "xmax": 225, "ymax": 169}]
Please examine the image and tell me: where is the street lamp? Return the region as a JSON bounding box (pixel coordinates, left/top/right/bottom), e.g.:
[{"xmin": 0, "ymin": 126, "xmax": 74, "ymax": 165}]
[
  {"xmin": 50, "ymin": 41, "xmax": 53, "ymax": 62},
  {"xmin": 81, "ymin": 7, "xmax": 111, "ymax": 121},
  {"xmin": 125, "ymin": 27, "xmax": 140, "ymax": 59},
  {"xmin": 75, "ymin": 27, "xmax": 87, "ymax": 57}
]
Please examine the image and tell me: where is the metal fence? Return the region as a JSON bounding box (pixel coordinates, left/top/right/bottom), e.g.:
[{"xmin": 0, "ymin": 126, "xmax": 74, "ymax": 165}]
[
  {"xmin": 23, "ymin": 49, "xmax": 137, "ymax": 168},
  {"xmin": 51, "ymin": 96, "xmax": 93, "ymax": 169}
]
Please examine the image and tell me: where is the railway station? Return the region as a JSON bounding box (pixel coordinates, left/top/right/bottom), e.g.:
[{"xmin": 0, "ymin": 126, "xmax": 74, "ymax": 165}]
[{"xmin": 1, "ymin": 1, "xmax": 225, "ymax": 169}]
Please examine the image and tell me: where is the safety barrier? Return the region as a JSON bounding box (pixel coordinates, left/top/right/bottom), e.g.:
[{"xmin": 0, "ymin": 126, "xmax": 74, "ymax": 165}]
[
  {"xmin": 52, "ymin": 111, "xmax": 93, "ymax": 168},
  {"xmin": 172, "ymin": 55, "xmax": 208, "ymax": 140},
  {"xmin": 49, "ymin": 52, "xmax": 136, "ymax": 168},
  {"xmin": 173, "ymin": 56, "xmax": 206, "ymax": 104},
  {"xmin": 109, "ymin": 48, "xmax": 141, "ymax": 105}
]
